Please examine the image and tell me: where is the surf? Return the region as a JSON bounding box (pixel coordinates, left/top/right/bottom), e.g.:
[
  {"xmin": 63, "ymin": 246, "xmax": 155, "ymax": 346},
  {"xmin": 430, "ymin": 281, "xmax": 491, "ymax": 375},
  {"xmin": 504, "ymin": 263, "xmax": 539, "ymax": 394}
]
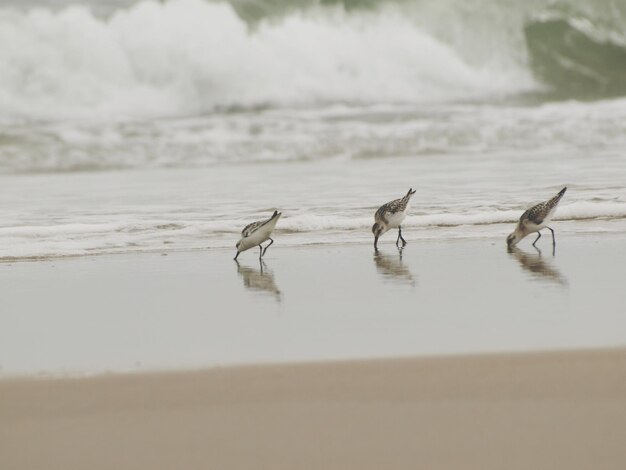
[{"xmin": 0, "ymin": 0, "xmax": 532, "ymax": 121}]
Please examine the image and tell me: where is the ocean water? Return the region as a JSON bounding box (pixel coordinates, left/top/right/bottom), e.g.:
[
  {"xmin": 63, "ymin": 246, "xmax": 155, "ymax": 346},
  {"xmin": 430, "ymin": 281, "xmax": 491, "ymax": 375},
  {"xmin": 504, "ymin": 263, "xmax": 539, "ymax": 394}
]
[{"xmin": 1, "ymin": 0, "xmax": 626, "ymax": 259}]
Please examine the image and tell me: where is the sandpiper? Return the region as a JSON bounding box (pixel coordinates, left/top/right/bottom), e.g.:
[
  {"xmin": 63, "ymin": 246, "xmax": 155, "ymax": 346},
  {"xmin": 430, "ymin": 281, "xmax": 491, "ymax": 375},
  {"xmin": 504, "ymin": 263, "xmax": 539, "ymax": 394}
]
[
  {"xmin": 234, "ymin": 210, "xmax": 282, "ymax": 261},
  {"xmin": 372, "ymin": 188, "xmax": 416, "ymax": 250},
  {"xmin": 506, "ymin": 187, "xmax": 567, "ymax": 249}
]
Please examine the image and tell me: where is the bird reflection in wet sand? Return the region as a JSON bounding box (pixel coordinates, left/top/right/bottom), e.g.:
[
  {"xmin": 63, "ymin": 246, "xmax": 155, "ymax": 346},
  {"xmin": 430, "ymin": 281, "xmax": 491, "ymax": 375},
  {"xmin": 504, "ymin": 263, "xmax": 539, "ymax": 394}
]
[
  {"xmin": 236, "ymin": 260, "xmax": 282, "ymax": 301},
  {"xmin": 374, "ymin": 249, "xmax": 416, "ymax": 286},
  {"xmin": 508, "ymin": 247, "xmax": 568, "ymax": 286}
]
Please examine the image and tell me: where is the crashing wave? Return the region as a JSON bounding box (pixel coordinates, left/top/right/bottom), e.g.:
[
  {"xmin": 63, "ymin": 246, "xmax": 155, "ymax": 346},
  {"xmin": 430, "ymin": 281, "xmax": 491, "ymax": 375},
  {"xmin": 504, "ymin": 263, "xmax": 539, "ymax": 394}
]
[
  {"xmin": 525, "ymin": 16, "xmax": 626, "ymax": 98},
  {"xmin": 0, "ymin": 0, "xmax": 532, "ymax": 121}
]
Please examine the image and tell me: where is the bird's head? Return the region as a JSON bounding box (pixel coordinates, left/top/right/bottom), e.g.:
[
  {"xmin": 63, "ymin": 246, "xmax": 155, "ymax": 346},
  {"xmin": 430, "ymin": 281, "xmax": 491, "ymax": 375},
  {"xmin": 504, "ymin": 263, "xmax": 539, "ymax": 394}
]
[
  {"xmin": 506, "ymin": 231, "xmax": 522, "ymax": 249},
  {"xmin": 372, "ymin": 222, "xmax": 382, "ymax": 237}
]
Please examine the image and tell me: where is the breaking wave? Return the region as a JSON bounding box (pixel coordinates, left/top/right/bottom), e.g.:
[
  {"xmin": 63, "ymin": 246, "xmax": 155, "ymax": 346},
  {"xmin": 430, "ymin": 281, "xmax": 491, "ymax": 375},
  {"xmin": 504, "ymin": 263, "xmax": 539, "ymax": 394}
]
[
  {"xmin": 0, "ymin": 0, "xmax": 535, "ymax": 121},
  {"xmin": 2, "ymin": 0, "xmax": 625, "ymax": 122}
]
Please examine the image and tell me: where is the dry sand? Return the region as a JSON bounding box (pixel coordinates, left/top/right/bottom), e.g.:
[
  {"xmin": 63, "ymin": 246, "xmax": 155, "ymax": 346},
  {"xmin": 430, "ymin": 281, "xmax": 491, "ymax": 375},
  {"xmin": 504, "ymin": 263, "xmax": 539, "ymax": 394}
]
[{"xmin": 2, "ymin": 348, "xmax": 626, "ymax": 470}]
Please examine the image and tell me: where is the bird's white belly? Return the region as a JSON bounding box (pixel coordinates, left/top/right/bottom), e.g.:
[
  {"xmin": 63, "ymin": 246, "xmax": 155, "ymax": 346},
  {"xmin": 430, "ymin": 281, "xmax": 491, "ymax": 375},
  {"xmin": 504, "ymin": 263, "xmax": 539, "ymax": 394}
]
[
  {"xmin": 386, "ymin": 211, "xmax": 406, "ymax": 229},
  {"xmin": 526, "ymin": 213, "xmax": 554, "ymax": 234},
  {"xmin": 244, "ymin": 230, "xmax": 270, "ymax": 249}
]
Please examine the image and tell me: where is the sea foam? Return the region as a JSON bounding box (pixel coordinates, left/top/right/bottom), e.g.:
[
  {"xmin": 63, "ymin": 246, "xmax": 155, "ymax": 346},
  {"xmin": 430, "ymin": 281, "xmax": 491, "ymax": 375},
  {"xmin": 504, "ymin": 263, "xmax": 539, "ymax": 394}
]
[{"xmin": 1, "ymin": 200, "xmax": 625, "ymax": 259}]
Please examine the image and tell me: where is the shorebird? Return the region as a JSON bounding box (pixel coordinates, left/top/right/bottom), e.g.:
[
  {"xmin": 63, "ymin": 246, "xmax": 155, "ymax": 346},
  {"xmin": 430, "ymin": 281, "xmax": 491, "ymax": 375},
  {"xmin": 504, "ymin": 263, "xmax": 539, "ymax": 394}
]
[
  {"xmin": 372, "ymin": 188, "xmax": 416, "ymax": 250},
  {"xmin": 506, "ymin": 187, "xmax": 567, "ymax": 249},
  {"xmin": 234, "ymin": 210, "xmax": 282, "ymax": 261}
]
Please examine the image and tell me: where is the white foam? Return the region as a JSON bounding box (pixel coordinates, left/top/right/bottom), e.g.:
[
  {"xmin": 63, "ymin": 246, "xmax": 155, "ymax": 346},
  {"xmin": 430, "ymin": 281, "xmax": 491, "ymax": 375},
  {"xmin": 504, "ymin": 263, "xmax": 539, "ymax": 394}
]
[
  {"xmin": 265, "ymin": 201, "xmax": 626, "ymax": 234},
  {"xmin": 1, "ymin": 201, "xmax": 625, "ymax": 259},
  {"xmin": 0, "ymin": 0, "xmax": 533, "ymax": 121}
]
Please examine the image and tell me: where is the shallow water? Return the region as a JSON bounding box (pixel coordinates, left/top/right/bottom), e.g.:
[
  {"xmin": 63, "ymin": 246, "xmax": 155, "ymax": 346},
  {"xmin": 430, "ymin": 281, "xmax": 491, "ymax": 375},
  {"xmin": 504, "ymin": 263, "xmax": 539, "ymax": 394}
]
[
  {"xmin": 1, "ymin": 236, "xmax": 625, "ymax": 377},
  {"xmin": 1, "ymin": 141, "xmax": 626, "ymax": 259}
]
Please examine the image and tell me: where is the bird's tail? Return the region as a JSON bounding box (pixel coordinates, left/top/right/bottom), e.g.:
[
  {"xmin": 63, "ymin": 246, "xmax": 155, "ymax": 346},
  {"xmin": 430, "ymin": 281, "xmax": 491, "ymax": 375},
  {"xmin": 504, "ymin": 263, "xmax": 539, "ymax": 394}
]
[
  {"xmin": 401, "ymin": 188, "xmax": 416, "ymax": 204},
  {"xmin": 548, "ymin": 187, "xmax": 567, "ymax": 208}
]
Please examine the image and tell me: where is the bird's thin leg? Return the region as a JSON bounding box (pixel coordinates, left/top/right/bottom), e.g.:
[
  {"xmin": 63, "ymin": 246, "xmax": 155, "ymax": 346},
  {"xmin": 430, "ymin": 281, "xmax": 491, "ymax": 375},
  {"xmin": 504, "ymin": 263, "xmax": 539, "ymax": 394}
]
[
  {"xmin": 396, "ymin": 229, "xmax": 401, "ymax": 247},
  {"xmin": 399, "ymin": 226, "xmax": 407, "ymax": 247},
  {"xmin": 234, "ymin": 251, "xmax": 240, "ymax": 261},
  {"xmin": 262, "ymin": 238, "xmax": 274, "ymax": 256},
  {"xmin": 532, "ymin": 231, "xmax": 542, "ymax": 247},
  {"xmin": 259, "ymin": 245, "xmax": 263, "ymax": 260}
]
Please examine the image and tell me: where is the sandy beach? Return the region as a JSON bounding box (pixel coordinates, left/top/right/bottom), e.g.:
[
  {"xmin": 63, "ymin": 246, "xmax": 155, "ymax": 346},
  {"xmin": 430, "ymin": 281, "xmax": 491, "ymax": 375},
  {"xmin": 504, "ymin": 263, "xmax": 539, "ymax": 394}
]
[{"xmin": 2, "ymin": 348, "xmax": 626, "ymax": 470}]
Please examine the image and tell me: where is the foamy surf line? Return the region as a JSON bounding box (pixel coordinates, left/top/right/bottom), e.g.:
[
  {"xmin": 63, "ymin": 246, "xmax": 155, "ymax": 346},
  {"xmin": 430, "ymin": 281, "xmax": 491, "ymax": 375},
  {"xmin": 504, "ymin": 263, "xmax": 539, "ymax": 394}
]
[{"xmin": 1, "ymin": 202, "xmax": 625, "ymax": 260}]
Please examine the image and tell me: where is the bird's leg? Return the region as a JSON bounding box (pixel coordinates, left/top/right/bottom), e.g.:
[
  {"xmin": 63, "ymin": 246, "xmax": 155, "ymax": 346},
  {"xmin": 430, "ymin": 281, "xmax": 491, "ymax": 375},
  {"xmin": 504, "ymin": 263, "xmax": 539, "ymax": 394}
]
[
  {"xmin": 262, "ymin": 238, "xmax": 274, "ymax": 256},
  {"xmin": 532, "ymin": 231, "xmax": 542, "ymax": 247},
  {"xmin": 259, "ymin": 245, "xmax": 263, "ymax": 260},
  {"xmin": 398, "ymin": 226, "xmax": 407, "ymax": 247},
  {"xmin": 396, "ymin": 229, "xmax": 401, "ymax": 247},
  {"xmin": 234, "ymin": 251, "xmax": 240, "ymax": 261}
]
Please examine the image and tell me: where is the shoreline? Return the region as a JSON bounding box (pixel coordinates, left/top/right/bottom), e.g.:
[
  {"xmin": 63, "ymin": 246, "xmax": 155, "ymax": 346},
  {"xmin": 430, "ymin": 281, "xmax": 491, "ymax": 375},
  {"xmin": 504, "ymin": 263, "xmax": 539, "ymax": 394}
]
[
  {"xmin": 2, "ymin": 347, "xmax": 626, "ymax": 470},
  {"xmin": 0, "ymin": 343, "xmax": 622, "ymax": 382},
  {"xmin": 0, "ymin": 227, "xmax": 623, "ymax": 263},
  {"xmin": 0, "ymin": 221, "xmax": 625, "ymax": 264}
]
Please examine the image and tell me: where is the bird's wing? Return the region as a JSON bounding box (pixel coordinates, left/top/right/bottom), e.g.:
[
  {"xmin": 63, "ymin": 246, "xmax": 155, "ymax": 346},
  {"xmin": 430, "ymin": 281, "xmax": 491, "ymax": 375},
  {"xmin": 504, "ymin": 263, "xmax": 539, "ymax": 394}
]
[
  {"xmin": 520, "ymin": 188, "xmax": 566, "ymax": 226},
  {"xmin": 375, "ymin": 197, "xmax": 403, "ymax": 221},
  {"xmin": 242, "ymin": 212, "xmax": 279, "ymax": 237},
  {"xmin": 241, "ymin": 220, "xmax": 264, "ymax": 238},
  {"xmin": 521, "ymin": 201, "xmax": 549, "ymax": 225}
]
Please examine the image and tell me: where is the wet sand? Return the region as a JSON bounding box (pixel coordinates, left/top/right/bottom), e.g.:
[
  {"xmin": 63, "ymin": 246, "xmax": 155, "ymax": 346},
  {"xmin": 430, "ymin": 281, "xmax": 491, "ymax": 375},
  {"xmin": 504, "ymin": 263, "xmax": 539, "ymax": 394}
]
[
  {"xmin": 1, "ymin": 234, "xmax": 626, "ymax": 376},
  {"xmin": 2, "ymin": 348, "xmax": 626, "ymax": 470}
]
